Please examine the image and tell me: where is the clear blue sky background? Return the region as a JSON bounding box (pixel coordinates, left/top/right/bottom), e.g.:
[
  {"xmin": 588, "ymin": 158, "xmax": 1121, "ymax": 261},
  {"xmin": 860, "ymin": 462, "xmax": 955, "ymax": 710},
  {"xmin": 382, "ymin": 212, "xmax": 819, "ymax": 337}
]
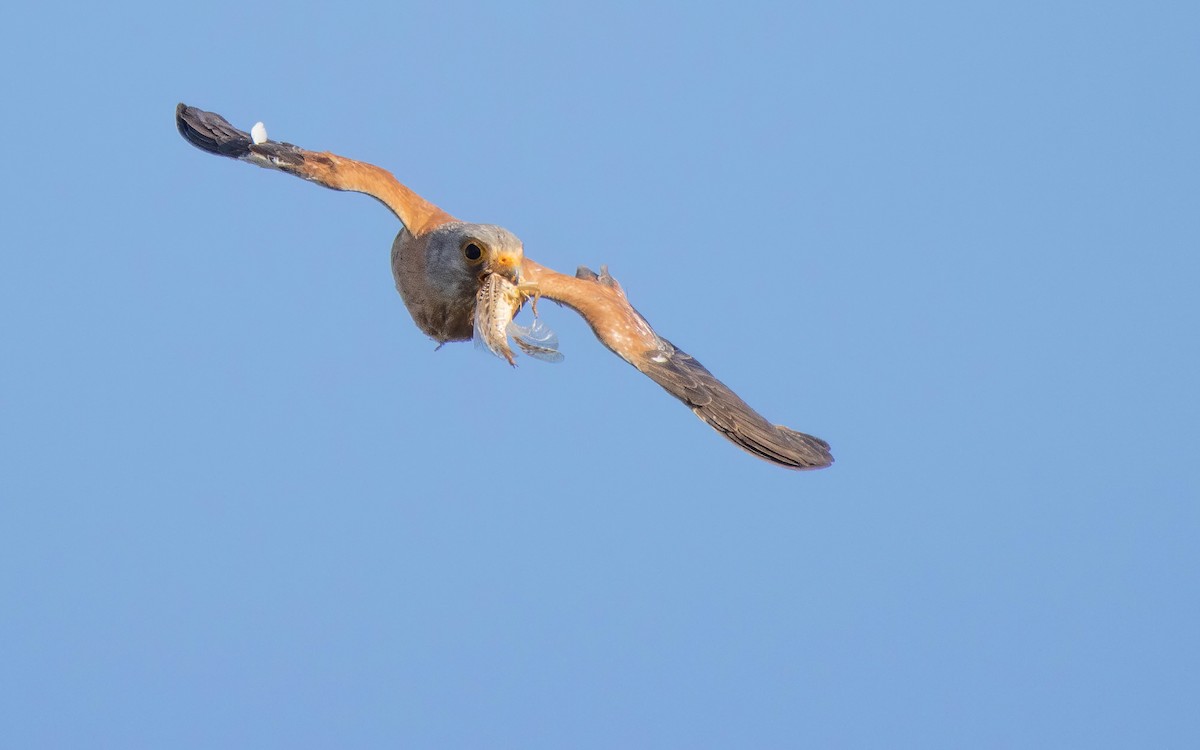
[{"xmin": 1, "ymin": 1, "xmax": 1197, "ymax": 747}]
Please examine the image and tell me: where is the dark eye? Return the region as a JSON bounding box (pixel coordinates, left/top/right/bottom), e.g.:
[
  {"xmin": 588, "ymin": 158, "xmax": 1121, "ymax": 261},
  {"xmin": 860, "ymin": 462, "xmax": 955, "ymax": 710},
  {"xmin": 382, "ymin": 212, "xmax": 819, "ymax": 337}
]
[{"xmin": 462, "ymin": 242, "xmax": 484, "ymax": 263}]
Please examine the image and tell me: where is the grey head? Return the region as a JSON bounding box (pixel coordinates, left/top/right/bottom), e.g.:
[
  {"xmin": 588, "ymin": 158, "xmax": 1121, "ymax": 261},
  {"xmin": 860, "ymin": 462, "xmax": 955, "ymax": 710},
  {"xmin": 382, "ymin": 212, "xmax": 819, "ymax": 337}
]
[
  {"xmin": 422, "ymin": 221, "xmax": 525, "ymax": 300},
  {"xmin": 392, "ymin": 221, "xmax": 526, "ymax": 343}
]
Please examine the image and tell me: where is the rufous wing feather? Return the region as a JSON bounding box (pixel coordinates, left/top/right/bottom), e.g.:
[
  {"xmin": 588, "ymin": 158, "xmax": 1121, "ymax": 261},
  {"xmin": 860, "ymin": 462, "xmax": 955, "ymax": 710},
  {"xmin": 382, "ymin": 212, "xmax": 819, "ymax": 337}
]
[
  {"xmin": 522, "ymin": 259, "xmax": 833, "ymax": 470},
  {"xmin": 175, "ymin": 104, "xmax": 454, "ymax": 235}
]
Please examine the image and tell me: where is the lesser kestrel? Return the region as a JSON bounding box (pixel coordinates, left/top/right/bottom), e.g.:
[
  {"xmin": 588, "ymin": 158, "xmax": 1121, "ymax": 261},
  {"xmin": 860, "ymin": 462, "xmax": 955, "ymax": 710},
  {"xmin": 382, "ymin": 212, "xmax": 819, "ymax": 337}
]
[{"xmin": 176, "ymin": 104, "xmax": 833, "ymax": 470}]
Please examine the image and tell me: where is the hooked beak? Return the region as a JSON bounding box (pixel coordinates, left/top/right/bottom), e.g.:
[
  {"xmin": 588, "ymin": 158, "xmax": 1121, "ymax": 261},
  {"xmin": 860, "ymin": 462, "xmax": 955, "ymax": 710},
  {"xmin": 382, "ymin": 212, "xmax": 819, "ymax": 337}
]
[{"xmin": 485, "ymin": 251, "xmax": 523, "ymax": 284}]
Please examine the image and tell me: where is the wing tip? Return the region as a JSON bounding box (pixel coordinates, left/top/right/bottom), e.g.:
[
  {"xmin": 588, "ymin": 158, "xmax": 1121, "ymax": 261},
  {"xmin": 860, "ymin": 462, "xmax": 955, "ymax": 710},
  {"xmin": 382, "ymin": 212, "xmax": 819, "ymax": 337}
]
[
  {"xmin": 175, "ymin": 103, "xmax": 252, "ymax": 158},
  {"xmin": 637, "ymin": 339, "xmax": 835, "ymax": 471},
  {"xmin": 769, "ymin": 425, "xmax": 834, "ymax": 470},
  {"xmin": 712, "ymin": 418, "xmax": 832, "ymax": 471}
]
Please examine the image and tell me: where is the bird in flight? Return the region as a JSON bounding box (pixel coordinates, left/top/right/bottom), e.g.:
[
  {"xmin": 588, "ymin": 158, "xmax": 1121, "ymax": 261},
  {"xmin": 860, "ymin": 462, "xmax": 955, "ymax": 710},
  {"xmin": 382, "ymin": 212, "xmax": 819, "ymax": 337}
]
[{"xmin": 175, "ymin": 104, "xmax": 833, "ymax": 470}]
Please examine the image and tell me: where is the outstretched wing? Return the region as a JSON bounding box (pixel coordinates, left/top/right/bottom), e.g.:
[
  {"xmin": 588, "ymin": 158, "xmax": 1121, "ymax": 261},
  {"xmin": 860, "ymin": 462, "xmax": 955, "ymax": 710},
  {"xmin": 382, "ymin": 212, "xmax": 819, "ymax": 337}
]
[
  {"xmin": 176, "ymin": 104, "xmax": 455, "ymax": 236},
  {"xmin": 523, "ymin": 260, "xmax": 833, "ymax": 470},
  {"xmin": 177, "ymin": 104, "xmax": 832, "ymax": 470}
]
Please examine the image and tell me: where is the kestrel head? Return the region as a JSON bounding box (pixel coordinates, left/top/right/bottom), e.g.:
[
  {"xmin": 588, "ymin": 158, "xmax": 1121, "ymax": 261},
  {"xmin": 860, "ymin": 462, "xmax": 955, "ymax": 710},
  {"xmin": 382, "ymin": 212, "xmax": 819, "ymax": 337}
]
[{"xmin": 423, "ymin": 221, "xmax": 524, "ymax": 297}]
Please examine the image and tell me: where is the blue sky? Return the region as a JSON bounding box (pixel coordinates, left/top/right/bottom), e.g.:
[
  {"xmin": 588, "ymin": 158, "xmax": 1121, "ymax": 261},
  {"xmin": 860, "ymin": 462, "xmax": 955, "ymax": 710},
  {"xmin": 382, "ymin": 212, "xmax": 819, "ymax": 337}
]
[{"xmin": 1, "ymin": 1, "xmax": 1197, "ymax": 746}]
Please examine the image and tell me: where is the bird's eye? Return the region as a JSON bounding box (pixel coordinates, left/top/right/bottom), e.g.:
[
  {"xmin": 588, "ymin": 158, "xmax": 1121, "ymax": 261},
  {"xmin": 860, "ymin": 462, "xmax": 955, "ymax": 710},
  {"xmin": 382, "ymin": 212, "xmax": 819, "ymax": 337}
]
[{"xmin": 462, "ymin": 241, "xmax": 485, "ymax": 264}]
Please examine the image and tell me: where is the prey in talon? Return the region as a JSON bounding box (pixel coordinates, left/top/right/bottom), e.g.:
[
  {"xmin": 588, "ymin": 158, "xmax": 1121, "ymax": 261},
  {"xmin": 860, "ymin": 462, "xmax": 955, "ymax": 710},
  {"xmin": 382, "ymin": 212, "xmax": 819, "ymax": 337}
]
[
  {"xmin": 473, "ymin": 272, "xmax": 523, "ymax": 366},
  {"xmin": 473, "ymin": 274, "xmax": 564, "ymax": 366}
]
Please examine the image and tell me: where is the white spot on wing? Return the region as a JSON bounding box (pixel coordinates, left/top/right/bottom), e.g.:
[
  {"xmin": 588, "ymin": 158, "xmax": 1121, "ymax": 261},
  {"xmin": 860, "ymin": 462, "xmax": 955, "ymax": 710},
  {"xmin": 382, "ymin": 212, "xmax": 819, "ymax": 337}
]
[{"xmin": 251, "ymin": 122, "xmax": 268, "ymax": 145}]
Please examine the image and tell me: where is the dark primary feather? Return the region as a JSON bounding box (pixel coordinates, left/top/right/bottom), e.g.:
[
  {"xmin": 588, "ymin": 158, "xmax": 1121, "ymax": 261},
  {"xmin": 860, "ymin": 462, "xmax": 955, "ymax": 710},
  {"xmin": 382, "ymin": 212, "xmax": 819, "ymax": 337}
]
[
  {"xmin": 176, "ymin": 103, "xmax": 312, "ymax": 173},
  {"xmin": 176, "ymin": 104, "xmax": 252, "ymax": 157},
  {"xmin": 636, "ymin": 339, "xmax": 833, "ymax": 470}
]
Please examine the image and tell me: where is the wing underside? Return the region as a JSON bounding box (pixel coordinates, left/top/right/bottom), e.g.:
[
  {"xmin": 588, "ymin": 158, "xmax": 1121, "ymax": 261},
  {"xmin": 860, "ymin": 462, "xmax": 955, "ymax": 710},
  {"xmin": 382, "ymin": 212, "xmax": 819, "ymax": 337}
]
[{"xmin": 522, "ymin": 261, "xmax": 833, "ymax": 470}]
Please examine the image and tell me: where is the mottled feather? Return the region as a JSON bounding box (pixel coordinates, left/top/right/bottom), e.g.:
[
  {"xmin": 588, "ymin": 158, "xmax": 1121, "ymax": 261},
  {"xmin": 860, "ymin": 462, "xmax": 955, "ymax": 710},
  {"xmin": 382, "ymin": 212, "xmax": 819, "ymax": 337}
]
[{"xmin": 473, "ymin": 273, "xmax": 523, "ymax": 366}]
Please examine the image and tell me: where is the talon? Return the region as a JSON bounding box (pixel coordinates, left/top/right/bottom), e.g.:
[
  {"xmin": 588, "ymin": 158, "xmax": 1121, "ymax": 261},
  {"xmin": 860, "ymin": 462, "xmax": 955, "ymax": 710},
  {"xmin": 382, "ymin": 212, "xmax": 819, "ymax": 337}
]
[
  {"xmin": 576, "ymin": 265, "xmax": 599, "ymax": 281},
  {"xmin": 516, "ymin": 282, "xmax": 543, "ymax": 316},
  {"xmin": 598, "ymin": 264, "xmax": 622, "ymax": 291}
]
